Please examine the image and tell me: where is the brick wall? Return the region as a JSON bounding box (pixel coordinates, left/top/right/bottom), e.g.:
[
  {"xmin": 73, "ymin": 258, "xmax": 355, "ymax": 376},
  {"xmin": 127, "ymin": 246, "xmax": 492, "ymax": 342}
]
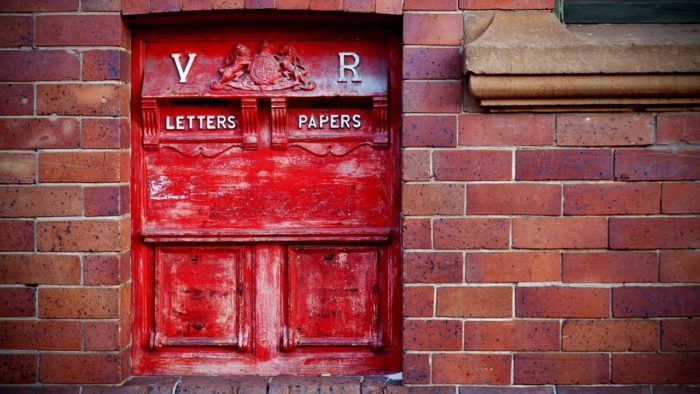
[{"xmin": 1, "ymin": 0, "xmax": 699, "ymax": 390}]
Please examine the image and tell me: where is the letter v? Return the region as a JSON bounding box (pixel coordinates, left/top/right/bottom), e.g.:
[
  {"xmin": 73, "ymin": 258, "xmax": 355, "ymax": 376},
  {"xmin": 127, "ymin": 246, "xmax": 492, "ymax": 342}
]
[{"xmin": 171, "ymin": 53, "xmax": 197, "ymax": 83}]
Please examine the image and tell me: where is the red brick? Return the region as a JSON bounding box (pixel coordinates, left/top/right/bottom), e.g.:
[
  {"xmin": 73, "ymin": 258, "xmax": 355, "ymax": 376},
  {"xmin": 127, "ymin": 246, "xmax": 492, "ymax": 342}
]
[
  {"xmin": 557, "ymin": 387, "xmax": 649, "ymax": 394},
  {"xmin": 609, "ymin": 217, "xmax": 700, "ymax": 249},
  {"xmin": 0, "ymin": 220, "xmax": 34, "ymax": 251},
  {"xmin": 150, "ymin": 0, "xmax": 181, "ymax": 12},
  {"xmin": 81, "ymin": 0, "xmax": 121, "ymax": 11},
  {"xmin": 403, "ymin": 12, "xmax": 462, "ymax": 45},
  {"xmin": 182, "ymin": 0, "xmax": 213, "ymax": 9},
  {"xmin": 461, "ymin": 388, "xmax": 553, "ymax": 394},
  {"xmin": 309, "ymin": 0, "xmax": 341, "ymax": 10},
  {"xmin": 404, "ymin": 319, "xmax": 462, "ymax": 350},
  {"xmin": 0, "ymin": 84, "xmax": 33, "ymax": 115},
  {"xmin": 562, "ymin": 252, "xmax": 658, "ymax": 283},
  {"xmin": 84, "ymin": 185, "xmax": 130, "ymax": 216},
  {"xmin": 657, "ymin": 113, "xmax": 700, "ymax": 144},
  {"xmin": 39, "ymin": 151, "xmax": 125, "ymax": 183},
  {"xmin": 513, "ymin": 217, "xmax": 607, "ymax": 249},
  {"xmin": 37, "ymin": 84, "xmax": 128, "ymax": 116},
  {"xmin": 122, "ymin": 0, "xmax": 150, "ymax": 13},
  {"xmin": 434, "ymin": 150, "xmax": 511, "ymax": 181},
  {"xmin": 468, "ymin": 183, "xmax": 560, "ymax": 215},
  {"xmin": 459, "ymin": 114, "xmax": 554, "ymax": 146},
  {"xmin": 213, "ymin": 0, "xmax": 246, "ymax": 9},
  {"xmin": 85, "ymin": 320, "xmax": 126, "ymax": 351},
  {"xmin": 662, "ymin": 319, "xmax": 700, "ymax": 351},
  {"xmin": 437, "ymin": 286, "xmax": 512, "ymax": 317},
  {"xmin": 0, "ymin": 185, "xmax": 83, "ymax": 217},
  {"xmin": 403, "ymin": 252, "xmax": 462, "ymax": 283},
  {"xmin": 403, "ymin": 183, "xmax": 464, "ymax": 215},
  {"xmin": 563, "ymin": 320, "xmax": 658, "ymax": 352},
  {"xmin": 516, "ymin": 286, "xmax": 610, "ymax": 318},
  {"xmin": 660, "ymin": 251, "xmax": 700, "ymax": 283},
  {"xmin": 0, "ymin": 287, "xmax": 35, "ymax": 317},
  {"xmin": 662, "ymin": 182, "xmax": 700, "ymax": 214},
  {"xmin": 40, "ymin": 351, "xmax": 127, "ymax": 384},
  {"xmin": 433, "ymin": 354, "xmax": 510, "ymax": 384},
  {"xmin": 613, "ymin": 286, "xmax": 700, "ymax": 317},
  {"xmin": 514, "ymin": 353, "xmax": 609, "ymax": 384},
  {"xmin": 0, "ymin": 254, "xmax": 80, "ymax": 285},
  {"xmin": 402, "ymin": 150, "xmax": 430, "ymax": 181},
  {"xmin": 403, "ymin": 47, "xmax": 462, "ymax": 80},
  {"xmin": 0, "ymin": 0, "xmax": 78, "ymax": 11},
  {"xmin": 464, "ymin": 320, "xmax": 559, "ymax": 351},
  {"xmin": 0, "ymin": 118, "xmax": 80, "ymax": 150},
  {"xmin": 82, "ymin": 118, "xmax": 130, "ymax": 149},
  {"xmin": 0, "ymin": 320, "xmax": 82, "ymax": 350},
  {"xmin": 557, "ymin": 113, "xmax": 653, "ymax": 146},
  {"xmin": 403, "ymin": 353, "xmax": 429, "ymax": 384},
  {"xmin": 402, "ymin": 115, "xmax": 457, "ymax": 147},
  {"xmin": 376, "ymin": 0, "xmax": 403, "ymax": 14},
  {"xmin": 275, "ymin": 0, "xmax": 308, "ymax": 9},
  {"xmin": 0, "ymin": 353, "xmax": 36, "ymax": 384},
  {"xmin": 466, "ymin": 251, "xmax": 560, "ymax": 283},
  {"xmin": 615, "ymin": 149, "xmax": 700, "ymax": 181},
  {"xmin": 36, "ymin": 15, "xmax": 124, "ymax": 46},
  {"xmin": 460, "ymin": 0, "xmax": 553, "ymax": 9},
  {"xmin": 83, "ymin": 50, "xmax": 130, "ymax": 81},
  {"xmin": 0, "ymin": 16, "xmax": 32, "ymax": 47},
  {"xmin": 564, "ymin": 183, "xmax": 660, "ymax": 215},
  {"xmin": 404, "ymin": 0, "xmax": 456, "ymax": 10},
  {"xmin": 434, "ymin": 218, "xmax": 509, "ymax": 249},
  {"xmin": 243, "ymin": 0, "xmax": 272, "ymax": 7},
  {"xmin": 84, "ymin": 252, "xmax": 130, "ymax": 286},
  {"xmin": 0, "ymin": 51, "xmax": 80, "ymax": 82},
  {"xmin": 402, "ymin": 218, "xmax": 431, "ymax": 249},
  {"xmin": 343, "ymin": 0, "xmax": 374, "ymax": 12},
  {"xmin": 0, "ymin": 153, "xmax": 36, "ymax": 184},
  {"xmin": 612, "ymin": 354, "xmax": 700, "ymax": 384},
  {"xmin": 403, "ymin": 81, "xmax": 462, "ymax": 113},
  {"xmin": 37, "ymin": 219, "xmax": 128, "ymax": 252},
  {"xmin": 39, "ymin": 287, "xmax": 120, "ymax": 319},
  {"xmin": 403, "ymin": 286, "xmax": 433, "ymax": 317},
  {"xmin": 516, "ymin": 149, "xmax": 613, "ymax": 180}
]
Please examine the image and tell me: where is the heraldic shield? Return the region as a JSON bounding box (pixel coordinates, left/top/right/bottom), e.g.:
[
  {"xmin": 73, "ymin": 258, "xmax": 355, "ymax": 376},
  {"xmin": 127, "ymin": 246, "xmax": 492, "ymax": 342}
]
[{"xmin": 211, "ymin": 41, "xmax": 317, "ymax": 92}]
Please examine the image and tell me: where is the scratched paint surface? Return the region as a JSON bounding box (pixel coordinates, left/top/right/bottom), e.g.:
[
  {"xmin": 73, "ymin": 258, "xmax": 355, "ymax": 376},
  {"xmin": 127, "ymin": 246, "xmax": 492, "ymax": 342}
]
[
  {"xmin": 132, "ymin": 21, "xmax": 401, "ymax": 375},
  {"xmin": 288, "ymin": 246, "xmax": 378, "ymax": 345}
]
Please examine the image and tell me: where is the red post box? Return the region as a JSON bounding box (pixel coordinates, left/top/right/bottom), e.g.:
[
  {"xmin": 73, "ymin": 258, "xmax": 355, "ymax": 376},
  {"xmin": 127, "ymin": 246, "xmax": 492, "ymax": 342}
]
[{"xmin": 131, "ymin": 19, "xmax": 401, "ymax": 375}]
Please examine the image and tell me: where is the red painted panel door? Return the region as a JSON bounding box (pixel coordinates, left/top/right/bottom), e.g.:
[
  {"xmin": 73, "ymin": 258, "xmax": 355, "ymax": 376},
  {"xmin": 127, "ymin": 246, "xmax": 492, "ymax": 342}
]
[{"xmin": 131, "ymin": 18, "xmax": 401, "ymax": 375}]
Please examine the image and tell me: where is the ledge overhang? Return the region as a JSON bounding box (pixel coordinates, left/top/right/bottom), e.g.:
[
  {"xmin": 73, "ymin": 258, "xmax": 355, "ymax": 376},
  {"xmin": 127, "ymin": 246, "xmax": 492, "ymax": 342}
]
[{"xmin": 464, "ymin": 12, "xmax": 700, "ymax": 111}]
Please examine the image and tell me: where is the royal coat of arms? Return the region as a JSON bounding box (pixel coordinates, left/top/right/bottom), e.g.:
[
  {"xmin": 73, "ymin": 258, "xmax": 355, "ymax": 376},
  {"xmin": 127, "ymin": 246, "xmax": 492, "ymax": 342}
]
[{"xmin": 210, "ymin": 41, "xmax": 317, "ymax": 92}]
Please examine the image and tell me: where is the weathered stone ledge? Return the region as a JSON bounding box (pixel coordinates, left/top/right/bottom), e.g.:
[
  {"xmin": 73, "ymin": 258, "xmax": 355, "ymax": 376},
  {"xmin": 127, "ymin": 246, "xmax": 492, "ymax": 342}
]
[{"xmin": 464, "ymin": 11, "xmax": 700, "ymax": 111}]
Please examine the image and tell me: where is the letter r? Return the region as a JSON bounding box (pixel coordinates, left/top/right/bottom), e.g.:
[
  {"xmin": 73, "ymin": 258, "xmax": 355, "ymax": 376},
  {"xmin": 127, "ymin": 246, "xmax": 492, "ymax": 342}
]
[{"xmin": 338, "ymin": 52, "xmax": 362, "ymax": 83}]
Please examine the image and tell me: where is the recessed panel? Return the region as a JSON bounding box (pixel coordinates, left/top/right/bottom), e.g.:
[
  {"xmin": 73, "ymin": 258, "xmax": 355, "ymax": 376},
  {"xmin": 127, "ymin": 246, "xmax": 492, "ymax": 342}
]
[
  {"xmin": 155, "ymin": 247, "xmax": 242, "ymax": 347},
  {"xmin": 287, "ymin": 246, "xmax": 379, "ymax": 347}
]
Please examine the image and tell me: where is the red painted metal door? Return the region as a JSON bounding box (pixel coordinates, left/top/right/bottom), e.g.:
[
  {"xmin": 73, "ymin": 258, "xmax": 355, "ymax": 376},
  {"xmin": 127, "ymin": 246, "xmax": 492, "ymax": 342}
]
[{"xmin": 131, "ymin": 17, "xmax": 401, "ymax": 375}]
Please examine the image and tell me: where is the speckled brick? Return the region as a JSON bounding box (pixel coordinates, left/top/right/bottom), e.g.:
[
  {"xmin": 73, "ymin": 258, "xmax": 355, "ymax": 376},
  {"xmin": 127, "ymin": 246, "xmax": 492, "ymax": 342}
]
[
  {"xmin": 659, "ymin": 251, "xmax": 700, "ymax": 282},
  {"xmin": 562, "ymin": 320, "xmax": 658, "ymax": 352},
  {"xmin": 404, "ymin": 0, "xmax": 457, "ymax": 10},
  {"xmin": 402, "ymin": 218, "xmax": 431, "ymax": 249},
  {"xmin": 36, "ymin": 15, "xmax": 124, "ymax": 46},
  {"xmin": 516, "ymin": 286, "xmax": 610, "ymax": 318},
  {"xmin": 464, "ymin": 320, "xmax": 559, "ymax": 351},
  {"xmin": 0, "ymin": 16, "xmax": 33, "ymax": 47},
  {"xmin": 0, "ymin": 254, "xmax": 80, "ymax": 285},
  {"xmin": 613, "ymin": 286, "xmax": 700, "ymax": 317},
  {"xmin": 83, "ymin": 50, "xmax": 130, "ymax": 81},
  {"xmin": 662, "ymin": 182, "xmax": 700, "ymax": 214},
  {"xmin": 432, "ymin": 354, "xmax": 511, "ymax": 384},
  {"xmin": 84, "ymin": 185, "xmax": 130, "ymax": 216},
  {"xmin": 37, "ymin": 84, "xmax": 128, "ymax": 116},
  {"xmin": 403, "ymin": 47, "xmax": 462, "ymax": 79},
  {"xmin": 615, "ymin": 149, "xmax": 700, "ymax": 181},
  {"xmin": 404, "ymin": 319, "xmax": 462, "ymax": 350},
  {"xmin": 609, "ymin": 217, "xmax": 700, "ymax": 249},
  {"xmin": 556, "ymin": 113, "xmax": 654, "ymax": 146},
  {"xmin": 460, "ymin": 0, "xmax": 553, "ymax": 9},
  {"xmin": 402, "ymin": 183, "xmax": 464, "ymax": 215},
  {"xmin": 513, "ymin": 217, "xmax": 607, "ymax": 249},
  {"xmin": 564, "ymin": 183, "xmax": 660, "ymax": 215},
  {"xmin": 402, "ymin": 115, "xmax": 457, "ymax": 147},
  {"xmin": 661, "ymin": 319, "xmax": 700, "ymax": 351},
  {"xmin": 0, "ymin": 320, "xmax": 82, "ymax": 350},
  {"xmin": 0, "ymin": 0, "xmax": 78, "ymax": 11},
  {"xmin": 403, "ymin": 353, "xmax": 429, "ymax": 384},
  {"xmin": 0, "ymin": 353, "xmax": 36, "ymax": 384},
  {"xmin": 466, "ymin": 251, "xmax": 560, "ymax": 283},
  {"xmin": 0, "ymin": 118, "xmax": 80, "ymax": 150},
  {"xmin": 437, "ymin": 286, "xmax": 512, "ymax": 317},
  {"xmin": 612, "ymin": 354, "xmax": 700, "ymax": 384},
  {"xmin": 402, "ymin": 150, "xmax": 430, "ymax": 181},
  {"xmin": 0, "ymin": 51, "xmax": 80, "ymax": 82},
  {"xmin": 434, "ymin": 218, "xmax": 509, "ymax": 249},
  {"xmin": 403, "ymin": 13, "xmax": 462, "ymax": 45},
  {"xmin": 467, "ymin": 183, "xmax": 561, "ymax": 215},
  {"xmin": 39, "ymin": 151, "xmax": 125, "ymax": 183},
  {"xmin": 514, "ymin": 353, "xmax": 609, "ymax": 384},
  {"xmin": 39, "ymin": 287, "xmax": 120, "ymax": 319},
  {"xmin": 344, "ymin": 0, "xmax": 374, "ymax": 12},
  {"xmin": 0, "ymin": 153, "xmax": 36, "ymax": 184},
  {"xmin": 0, "ymin": 84, "xmax": 33, "ymax": 115},
  {"xmin": 0, "ymin": 186, "xmax": 83, "ymax": 217},
  {"xmin": 562, "ymin": 251, "xmax": 658, "ymax": 283},
  {"xmin": 403, "ymin": 252, "xmax": 462, "ymax": 283},
  {"xmin": 40, "ymin": 351, "xmax": 127, "ymax": 384},
  {"xmin": 460, "ymin": 113, "xmax": 554, "ymax": 146},
  {"xmin": 403, "ymin": 81, "xmax": 462, "ymax": 113},
  {"xmin": 37, "ymin": 219, "xmax": 129, "ymax": 252},
  {"xmin": 0, "ymin": 220, "xmax": 34, "ymax": 251},
  {"xmin": 0, "ymin": 287, "xmax": 35, "ymax": 317},
  {"xmin": 516, "ymin": 149, "xmax": 613, "ymax": 180},
  {"xmin": 433, "ymin": 150, "xmax": 512, "ymax": 181},
  {"xmin": 403, "ymin": 286, "xmax": 433, "ymax": 317},
  {"xmin": 657, "ymin": 113, "xmax": 700, "ymax": 144},
  {"xmin": 81, "ymin": 0, "xmax": 121, "ymax": 11}
]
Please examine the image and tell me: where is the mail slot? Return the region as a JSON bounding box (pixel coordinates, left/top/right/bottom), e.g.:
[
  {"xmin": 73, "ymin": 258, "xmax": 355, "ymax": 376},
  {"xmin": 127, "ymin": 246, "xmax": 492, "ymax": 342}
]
[{"xmin": 131, "ymin": 20, "xmax": 401, "ymax": 375}]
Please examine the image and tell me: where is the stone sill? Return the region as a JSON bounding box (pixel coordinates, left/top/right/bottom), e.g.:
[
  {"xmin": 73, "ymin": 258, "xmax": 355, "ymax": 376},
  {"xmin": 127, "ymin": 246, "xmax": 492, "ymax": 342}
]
[{"xmin": 464, "ymin": 12, "xmax": 700, "ymax": 111}]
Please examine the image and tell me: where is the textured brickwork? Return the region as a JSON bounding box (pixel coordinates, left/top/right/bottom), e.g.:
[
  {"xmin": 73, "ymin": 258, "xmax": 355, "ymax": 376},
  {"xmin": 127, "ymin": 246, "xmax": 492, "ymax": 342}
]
[{"xmin": 0, "ymin": 0, "xmax": 698, "ymax": 391}]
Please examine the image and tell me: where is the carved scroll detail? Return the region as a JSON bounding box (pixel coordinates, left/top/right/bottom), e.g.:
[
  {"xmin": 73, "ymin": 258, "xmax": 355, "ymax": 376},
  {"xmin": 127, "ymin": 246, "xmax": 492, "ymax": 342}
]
[
  {"xmin": 271, "ymin": 98, "xmax": 287, "ymax": 149},
  {"xmin": 372, "ymin": 95, "xmax": 389, "ymax": 148},
  {"xmin": 142, "ymin": 99, "xmax": 160, "ymax": 150},
  {"xmin": 241, "ymin": 98, "xmax": 258, "ymax": 150},
  {"xmin": 211, "ymin": 41, "xmax": 317, "ymax": 92}
]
